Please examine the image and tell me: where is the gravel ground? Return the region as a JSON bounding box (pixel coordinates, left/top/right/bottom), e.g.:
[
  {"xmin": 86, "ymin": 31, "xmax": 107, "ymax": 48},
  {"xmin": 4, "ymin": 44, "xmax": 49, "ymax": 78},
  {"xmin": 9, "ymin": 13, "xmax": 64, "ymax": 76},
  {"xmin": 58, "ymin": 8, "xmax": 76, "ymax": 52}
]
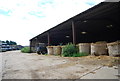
[{"xmin": 1, "ymin": 51, "xmax": 119, "ymax": 79}]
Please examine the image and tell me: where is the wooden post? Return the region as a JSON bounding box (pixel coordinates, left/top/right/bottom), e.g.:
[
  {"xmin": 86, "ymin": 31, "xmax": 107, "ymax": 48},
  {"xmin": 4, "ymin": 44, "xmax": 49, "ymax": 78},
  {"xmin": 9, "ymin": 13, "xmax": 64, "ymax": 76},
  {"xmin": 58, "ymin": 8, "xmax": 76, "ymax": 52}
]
[
  {"xmin": 35, "ymin": 37, "xmax": 38, "ymax": 52},
  {"xmin": 30, "ymin": 40, "xmax": 32, "ymax": 53},
  {"xmin": 48, "ymin": 32, "xmax": 50, "ymax": 46},
  {"xmin": 72, "ymin": 20, "xmax": 76, "ymax": 44}
]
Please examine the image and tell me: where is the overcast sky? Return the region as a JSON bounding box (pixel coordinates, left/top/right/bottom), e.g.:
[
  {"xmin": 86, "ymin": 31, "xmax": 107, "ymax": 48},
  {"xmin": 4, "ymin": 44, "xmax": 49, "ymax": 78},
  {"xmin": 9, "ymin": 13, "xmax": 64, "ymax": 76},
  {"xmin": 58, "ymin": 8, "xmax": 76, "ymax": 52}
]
[{"xmin": 0, "ymin": 0, "xmax": 105, "ymax": 46}]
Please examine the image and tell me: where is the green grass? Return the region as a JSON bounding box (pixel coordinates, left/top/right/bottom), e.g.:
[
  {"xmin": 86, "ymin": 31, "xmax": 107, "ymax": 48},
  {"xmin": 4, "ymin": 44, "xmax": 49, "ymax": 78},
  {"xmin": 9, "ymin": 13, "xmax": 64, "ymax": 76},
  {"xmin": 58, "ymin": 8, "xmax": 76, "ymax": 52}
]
[
  {"xmin": 62, "ymin": 43, "xmax": 77, "ymax": 57},
  {"xmin": 21, "ymin": 47, "xmax": 30, "ymax": 53},
  {"xmin": 72, "ymin": 52, "xmax": 89, "ymax": 57}
]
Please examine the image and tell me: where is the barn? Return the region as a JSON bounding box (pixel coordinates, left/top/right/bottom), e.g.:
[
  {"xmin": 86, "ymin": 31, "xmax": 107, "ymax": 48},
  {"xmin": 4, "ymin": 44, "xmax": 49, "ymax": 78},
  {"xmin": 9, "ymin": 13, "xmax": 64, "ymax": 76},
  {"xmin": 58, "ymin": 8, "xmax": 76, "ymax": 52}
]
[{"xmin": 29, "ymin": 2, "xmax": 120, "ymax": 53}]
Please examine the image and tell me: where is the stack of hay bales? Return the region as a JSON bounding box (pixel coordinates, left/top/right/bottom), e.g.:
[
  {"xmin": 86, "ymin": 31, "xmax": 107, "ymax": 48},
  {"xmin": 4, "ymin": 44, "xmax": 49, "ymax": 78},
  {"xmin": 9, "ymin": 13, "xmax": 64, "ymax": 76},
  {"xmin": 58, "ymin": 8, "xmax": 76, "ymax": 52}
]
[
  {"xmin": 107, "ymin": 41, "xmax": 120, "ymax": 57},
  {"xmin": 91, "ymin": 41, "xmax": 108, "ymax": 56},
  {"xmin": 78, "ymin": 43, "xmax": 90, "ymax": 54},
  {"xmin": 46, "ymin": 41, "xmax": 120, "ymax": 57}
]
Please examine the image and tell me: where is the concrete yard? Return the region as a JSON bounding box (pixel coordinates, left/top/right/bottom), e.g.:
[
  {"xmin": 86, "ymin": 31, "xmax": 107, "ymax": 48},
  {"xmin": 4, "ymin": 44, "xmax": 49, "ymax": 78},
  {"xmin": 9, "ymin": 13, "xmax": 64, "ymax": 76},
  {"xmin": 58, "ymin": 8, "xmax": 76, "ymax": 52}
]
[{"xmin": 0, "ymin": 51, "xmax": 119, "ymax": 79}]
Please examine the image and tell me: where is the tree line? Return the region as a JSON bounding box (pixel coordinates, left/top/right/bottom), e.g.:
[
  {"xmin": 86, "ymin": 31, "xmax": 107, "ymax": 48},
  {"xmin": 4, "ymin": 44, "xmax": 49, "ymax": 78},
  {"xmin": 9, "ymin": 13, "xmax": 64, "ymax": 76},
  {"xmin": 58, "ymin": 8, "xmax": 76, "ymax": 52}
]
[{"xmin": 2, "ymin": 40, "xmax": 17, "ymax": 45}]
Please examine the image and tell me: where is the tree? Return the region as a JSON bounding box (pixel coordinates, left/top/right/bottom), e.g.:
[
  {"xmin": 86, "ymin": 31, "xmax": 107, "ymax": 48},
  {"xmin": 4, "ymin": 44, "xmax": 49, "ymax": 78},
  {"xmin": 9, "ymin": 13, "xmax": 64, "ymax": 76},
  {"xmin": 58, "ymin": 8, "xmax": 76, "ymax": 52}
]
[
  {"xmin": 6, "ymin": 40, "xmax": 10, "ymax": 45},
  {"xmin": 2, "ymin": 41, "xmax": 5, "ymax": 43},
  {"xmin": 13, "ymin": 41, "xmax": 17, "ymax": 45},
  {"xmin": 9, "ymin": 41, "xmax": 17, "ymax": 45},
  {"xmin": 1, "ymin": 40, "xmax": 17, "ymax": 45}
]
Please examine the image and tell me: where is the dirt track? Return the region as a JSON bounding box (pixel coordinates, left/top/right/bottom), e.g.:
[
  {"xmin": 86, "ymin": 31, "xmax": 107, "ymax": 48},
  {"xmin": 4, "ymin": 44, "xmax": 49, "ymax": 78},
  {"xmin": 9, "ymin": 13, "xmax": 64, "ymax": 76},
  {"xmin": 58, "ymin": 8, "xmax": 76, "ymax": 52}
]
[{"xmin": 1, "ymin": 51, "xmax": 119, "ymax": 79}]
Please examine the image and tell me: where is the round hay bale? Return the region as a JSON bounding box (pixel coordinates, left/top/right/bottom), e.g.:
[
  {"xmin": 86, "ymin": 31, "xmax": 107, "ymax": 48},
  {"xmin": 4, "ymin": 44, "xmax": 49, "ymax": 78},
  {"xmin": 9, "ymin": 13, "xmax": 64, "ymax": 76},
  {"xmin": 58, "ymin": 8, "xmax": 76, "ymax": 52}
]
[
  {"xmin": 91, "ymin": 42, "xmax": 108, "ymax": 56},
  {"xmin": 53, "ymin": 46, "xmax": 62, "ymax": 55},
  {"xmin": 107, "ymin": 41, "xmax": 120, "ymax": 57},
  {"xmin": 47, "ymin": 46, "xmax": 53, "ymax": 55},
  {"xmin": 78, "ymin": 43, "xmax": 90, "ymax": 54}
]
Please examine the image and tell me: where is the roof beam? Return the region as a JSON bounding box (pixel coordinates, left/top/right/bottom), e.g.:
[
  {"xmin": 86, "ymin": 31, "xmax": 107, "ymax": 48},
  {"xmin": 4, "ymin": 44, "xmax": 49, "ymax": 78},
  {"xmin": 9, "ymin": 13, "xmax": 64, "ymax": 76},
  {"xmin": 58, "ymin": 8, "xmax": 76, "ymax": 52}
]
[{"xmin": 72, "ymin": 20, "xmax": 76, "ymax": 44}]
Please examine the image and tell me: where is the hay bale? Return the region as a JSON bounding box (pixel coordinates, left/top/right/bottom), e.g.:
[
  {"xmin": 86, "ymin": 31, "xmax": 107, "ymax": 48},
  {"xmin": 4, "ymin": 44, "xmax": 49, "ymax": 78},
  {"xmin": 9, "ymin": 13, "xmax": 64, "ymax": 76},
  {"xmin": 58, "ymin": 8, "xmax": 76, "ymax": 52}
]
[
  {"xmin": 53, "ymin": 46, "xmax": 62, "ymax": 55},
  {"xmin": 107, "ymin": 41, "xmax": 120, "ymax": 57},
  {"xmin": 78, "ymin": 43, "xmax": 90, "ymax": 54},
  {"xmin": 47, "ymin": 46, "xmax": 53, "ymax": 55},
  {"xmin": 91, "ymin": 42, "xmax": 108, "ymax": 56},
  {"xmin": 31, "ymin": 47, "xmax": 36, "ymax": 53}
]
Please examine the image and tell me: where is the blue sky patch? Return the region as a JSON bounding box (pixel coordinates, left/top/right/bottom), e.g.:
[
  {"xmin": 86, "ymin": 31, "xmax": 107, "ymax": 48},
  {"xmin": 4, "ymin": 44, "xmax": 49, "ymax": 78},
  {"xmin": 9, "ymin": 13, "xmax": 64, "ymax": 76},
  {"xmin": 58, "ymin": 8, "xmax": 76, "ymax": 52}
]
[
  {"xmin": 16, "ymin": 3, "xmax": 25, "ymax": 7},
  {"xmin": 38, "ymin": 0, "xmax": 53, "ymax": 7},
  {"xmin": 85, "ymin": 1, "xmax": 95, "ymax": 6},
  {"xmin": 0, "ymin": 9, "xmax": 11, "ymax": 16},
  {"xmin": 28, "ymin": 11, "xmax": 45, "ymax": 18}
]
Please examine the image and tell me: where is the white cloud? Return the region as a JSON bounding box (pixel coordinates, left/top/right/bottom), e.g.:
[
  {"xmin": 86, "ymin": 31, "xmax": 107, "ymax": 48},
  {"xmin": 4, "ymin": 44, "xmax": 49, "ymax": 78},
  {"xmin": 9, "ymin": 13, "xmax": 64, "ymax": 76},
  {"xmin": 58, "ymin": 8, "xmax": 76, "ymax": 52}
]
[{"xmin": 0, "ymin": 0, "xmax": 104, "ymax": 46}]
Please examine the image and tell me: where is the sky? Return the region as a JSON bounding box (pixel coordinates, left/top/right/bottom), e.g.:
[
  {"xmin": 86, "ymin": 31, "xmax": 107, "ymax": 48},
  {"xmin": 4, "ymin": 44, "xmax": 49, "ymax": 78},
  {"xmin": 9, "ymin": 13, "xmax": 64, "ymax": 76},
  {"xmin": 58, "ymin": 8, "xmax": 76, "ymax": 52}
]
[{"xmin": 0, "ymin": 0, "xmax": 105, "ymax": 46}]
